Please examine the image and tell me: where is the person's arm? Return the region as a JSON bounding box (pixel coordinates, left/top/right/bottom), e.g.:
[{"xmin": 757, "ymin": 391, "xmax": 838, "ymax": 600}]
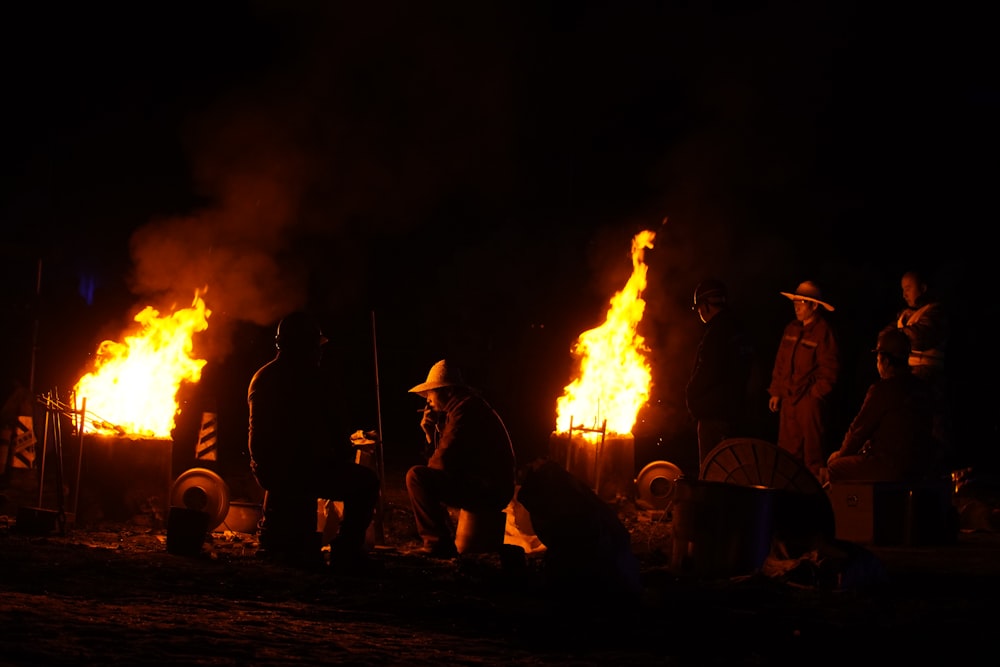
[
  {"xmin": 810, "ymin": 323, "xmax": 839, "ymax": 400},
  {"xmin": 900, "ymin": 303, "xmax": 948, "ymax": 351},
  {"xmin": 686, "ymin": 327, "xmax": 724, "ymax": 417},
  {"xmin": 419, "ymin": 406, "xmax": 438, "ymax": 445},
  {"xmin": 833, "ymin": 384, "xmax": 882, "ymax": 458},
  {"xmin": 767, "ymin": 326, "xmax": 790, "ymax": 401},
  {"xmin": 428, "ymin": 401, "xmax": 462, "ymax": 470}
]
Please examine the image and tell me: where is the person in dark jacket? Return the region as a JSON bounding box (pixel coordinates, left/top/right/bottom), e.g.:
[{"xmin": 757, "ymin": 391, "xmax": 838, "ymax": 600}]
[
  {"xmin": 248, "ymin": 311, "xmax": 380, "ymax": 570},
  {"xmin": 686, "ymin": 279, "xmax": 754, "ymax": 466},
  {"xmin": 767, "ymin": 280, "xmax": 840, "ymax": 481},
  {"xmin": 885, "ymin": 269, "xmax": 952, "ymax": 466},
  {"xmin": 405, "ymin": 359, "xmax": 517, "ymax": 558},
  {"xmin": 827, "ymin": 329, "xmax": 935, "ymax": 482}
]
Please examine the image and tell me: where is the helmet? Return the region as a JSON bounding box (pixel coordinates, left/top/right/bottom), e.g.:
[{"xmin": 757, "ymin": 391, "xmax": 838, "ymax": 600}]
[
  {"xmin": 875, "ymin": 329, "xmax": 910, "ymax": 363},
  {"xmin": 693, "ymin": 279, "xmax": 727, "ymax": 308},
  {"xmin": 275, "ymin": 311, "xmax": 328, "ymax": 351}
]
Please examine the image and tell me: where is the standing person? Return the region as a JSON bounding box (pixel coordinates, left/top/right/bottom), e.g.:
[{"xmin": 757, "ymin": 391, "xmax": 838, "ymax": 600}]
[
  {"xmin": 887, "ymin": 269, "xmax": 951, "ymax": 465},
  {"xmin": 827, "ymin": 329, "xmax": 935, "ymax": 482},
  {"xmin": 767, "ymin": 280, "xmax": 840, "ymax": 481},
  {"xmin": 247, "ymin": 311, "xmax": 380, "ymax": 571},
  {"xmin": 685, "ymin": 279, "xmax": 754, "ymax": 466},
  {"xmin": 405, "ymin": 359, "xmax": 516, "ymax": 558}
]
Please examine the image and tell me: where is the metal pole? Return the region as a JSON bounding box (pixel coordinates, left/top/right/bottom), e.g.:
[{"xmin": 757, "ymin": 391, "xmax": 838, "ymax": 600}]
[
  {"xmin": 370, "ymin": 310, "xmax": 386, "ymax": 545},
  {"xmin": 28, "ymin": 258, "xmax": 41, "ymax": 394},
  {"xmin": 50, "ymin": 389, "xmax": 66, "ymax": 534},
  {"xmin": 593, "ymin": 419, "xmax": 607, "ymax": 497},
  {"xmin": 37, "ymin": 394, "xmax": 50, "ymax": 508},
  {"xmin": 72, "ymin": 397, "xmax": 86, "ymax": 516},
  {"xmin": 566, "ymin": 417, "xmax": 574, "ymax": 470}
]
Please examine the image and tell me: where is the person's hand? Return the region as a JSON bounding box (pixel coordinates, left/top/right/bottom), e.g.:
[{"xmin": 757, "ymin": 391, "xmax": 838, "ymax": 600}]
[
  {"xmin": 768, "ymin": 396, "xmax": 780, "ymax": 413},
  {"xmin": 827, "ymin": 450, "xmax": 841, "ymax": 465},
  {"xmin": 420, "ymin": 408, "xmax": 437, "ymax": 444},
  {"xmin": 350, "ymin": 430, "xmax": 378, "ymax": 445}
]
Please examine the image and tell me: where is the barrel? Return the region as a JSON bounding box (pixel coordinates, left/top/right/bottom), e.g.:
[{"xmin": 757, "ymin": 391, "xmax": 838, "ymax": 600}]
[
  {"xmin": 166, "ymin": 506, "xmax": 209, "ymax": 556},
  {"xmin": 455, "ymin": 509, "xmax": 507, "ymax": 555},
  {"xmin": 669, "ymin": 479, "xmax": 776, "ymax": 578}
]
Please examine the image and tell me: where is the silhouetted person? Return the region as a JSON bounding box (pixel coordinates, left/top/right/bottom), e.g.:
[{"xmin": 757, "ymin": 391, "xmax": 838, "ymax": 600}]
[
  {"xmin": 247, "ymin": 311, "xmax": 379, "ymax": 571},
  {"xmin": 827, "ymin": 329, "xmax": 936, "ymax": 482},
  {"xmin": 686, "ymin": 279, "xmax": 754, "ymax": 466},
  {"xmin": 768, "ymin": 280, "xmax": 840, "ymax": 481}
]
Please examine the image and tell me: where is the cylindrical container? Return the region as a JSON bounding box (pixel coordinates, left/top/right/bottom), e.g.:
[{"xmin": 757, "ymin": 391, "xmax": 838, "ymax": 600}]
[
  {"xmin": 214, "ymin": 501, "xmax": 263, "ymax": 534},
  {"xmin": 455, "ymin": 509, "xmax": 507, "ymax": 554},
  {"xmin": 549, "ymin": 431, "xmax": 635, "ymax": 501},
  {"xmin": 669, "ymin": 479, "xmax": 775, "ymax": 578},
  {"xmin": 317, "ymin": 500, "xmax": 375, "ymax": 550},
  {"xmin": 166, "ymin": 506, "xmax": 209, "ymax": 556},
  {"xmin": 62, "ymin": 435, "xmax": 173, "ymax": 527}
]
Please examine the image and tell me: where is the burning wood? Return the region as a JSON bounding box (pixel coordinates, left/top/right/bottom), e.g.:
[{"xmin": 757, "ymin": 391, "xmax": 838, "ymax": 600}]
[
  {"xmin": 555, "ymin": 229, "xmax": 655, "ymax": 439},
  {"xmin": 552, "ymin": 230, "xmax": 655, "ymax": 498},
  {"xmin": 72, "ymin": 290, "xmax": 211, "ymax": 439}
]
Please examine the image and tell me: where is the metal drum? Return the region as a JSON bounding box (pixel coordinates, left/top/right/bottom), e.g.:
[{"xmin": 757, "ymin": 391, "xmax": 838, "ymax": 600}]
[{"xmin": 669, "ymin": 479, "xmax": 776, "ymax": 578}]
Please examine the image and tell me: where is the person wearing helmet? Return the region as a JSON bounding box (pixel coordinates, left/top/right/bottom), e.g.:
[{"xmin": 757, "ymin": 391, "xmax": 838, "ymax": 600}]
[
  {"xmin": 247, "ymin": 311, "xmax": 380, "ymax": 571},
  {"xmin": 827, "ymin": 329, "xmax": 936, "ymax": 482},
  {"xmin": 767, "ymin": 280, "xmax": 840, "ymax": 481},
  {"xmin": 685, "ymin": 279, "xmax": 754, "ymax": 467},
  {"xmin": 405, "ymin": 359, "xmax": 516, "ymax": 559}
]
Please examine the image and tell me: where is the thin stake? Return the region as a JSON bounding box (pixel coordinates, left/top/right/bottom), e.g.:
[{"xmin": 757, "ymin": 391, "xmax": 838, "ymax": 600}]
[
  {"xmin": 370, "ymin": 310, "xmax": 386, "ymax": 545},
  {"xmin": 72, "ymin": 397, "xmax": 86, "ymax": 516}
]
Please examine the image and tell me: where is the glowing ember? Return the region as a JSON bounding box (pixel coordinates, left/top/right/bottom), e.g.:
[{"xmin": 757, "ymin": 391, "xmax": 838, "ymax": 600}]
[
  {"xmin": 555, "ymin": 230, "xmax": 655, "ymax": 442},
  {"xmin": 73, "ymin": 290, "xmax": 211, "ymax": 438}
]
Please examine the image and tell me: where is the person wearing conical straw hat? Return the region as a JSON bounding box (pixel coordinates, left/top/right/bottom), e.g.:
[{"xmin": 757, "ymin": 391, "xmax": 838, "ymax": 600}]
[
  {"xmin": 406, "ymin": 359, "xmax": 517, "ymax": 559},
  {"xmin": 767, "ymin": 280, "xmax": 840, "ymax": 482}
]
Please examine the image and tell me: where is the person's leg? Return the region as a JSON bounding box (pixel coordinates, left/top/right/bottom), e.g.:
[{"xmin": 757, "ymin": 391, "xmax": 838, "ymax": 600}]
[
  {"xmin": 799, "ymin": 396, "xmax": 828, "ymax": 478},
  {"xmin": 828, "ymin": 453, "xmax": 895, "ymax": 482},
  {"xmin": 258, "ymin": 487, "xmax": 322, "ymax": 566},
  {"xmin": 776, "ymin": 400, "xmax": 804, "ymax": 462},
  {"xmin": 405, "ymin": 465, "xmax": 460, "ymax": 554},
  {"xmin": 320, "ymin": 463, "xmax": 380, "ymax": 555}
]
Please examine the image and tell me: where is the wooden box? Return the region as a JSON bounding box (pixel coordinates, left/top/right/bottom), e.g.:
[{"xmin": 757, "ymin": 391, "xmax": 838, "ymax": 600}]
[{"xmin": 827, "ymin": 481, "xmax": 955, "ymax": 546}]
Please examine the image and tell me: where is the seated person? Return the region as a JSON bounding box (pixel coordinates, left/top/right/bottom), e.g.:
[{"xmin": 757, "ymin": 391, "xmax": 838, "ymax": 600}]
[
  {"xmin": 827, "ymin": 329, "xmax": 936, "ymax": 482},
  {"xmin": 405, "ymin": 360, "xmax": 517, "ymax": 558}
]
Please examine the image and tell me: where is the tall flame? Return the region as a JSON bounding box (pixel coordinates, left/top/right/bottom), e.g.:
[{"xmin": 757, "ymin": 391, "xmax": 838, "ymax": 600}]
[
  {"xmin": 555, "ymin": 230, "xmax": 655, "ymax": 441},
  {"xmin": 73, "ymin": 290, "xmax": 211, "ymax": 438}
]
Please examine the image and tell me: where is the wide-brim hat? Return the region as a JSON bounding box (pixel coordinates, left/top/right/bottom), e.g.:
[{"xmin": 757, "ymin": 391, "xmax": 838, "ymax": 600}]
[
  {"xmin": 408, "ymin": 359, "xmax": 467, "ymax": 396},
  {"xmin": 780, "ymin": 280, "xmax": 835, "ymax": 312}
]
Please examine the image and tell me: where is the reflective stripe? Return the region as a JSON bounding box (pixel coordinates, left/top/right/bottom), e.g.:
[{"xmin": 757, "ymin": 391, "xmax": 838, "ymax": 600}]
[
  {"xmin": 909, "ymin": 350, "xmax": 944, "ymax": 367},
  {"xmin": 195, "ymin": 412, "xmax": 218, "ymax": 460}
]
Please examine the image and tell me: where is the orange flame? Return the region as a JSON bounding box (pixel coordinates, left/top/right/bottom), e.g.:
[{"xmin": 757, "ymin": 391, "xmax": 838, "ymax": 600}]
[
  {"xmin": 73, "ymin": 290, "xmax": 211, "ymax": 438},
  {"xmin": 555, "ymin": 230, "xmax": 655, "ymax": 441}
]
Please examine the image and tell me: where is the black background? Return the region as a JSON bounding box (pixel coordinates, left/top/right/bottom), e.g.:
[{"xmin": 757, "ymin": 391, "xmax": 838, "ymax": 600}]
[{"xmin": 1, "ymin": 2, "xmax": 993, "ymax": 484}]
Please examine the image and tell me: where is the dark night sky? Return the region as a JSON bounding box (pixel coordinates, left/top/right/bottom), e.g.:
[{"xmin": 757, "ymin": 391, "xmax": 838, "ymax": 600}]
[{"xmin": 1, "ymin": 2, "xmax": 994, "ymax": 475}]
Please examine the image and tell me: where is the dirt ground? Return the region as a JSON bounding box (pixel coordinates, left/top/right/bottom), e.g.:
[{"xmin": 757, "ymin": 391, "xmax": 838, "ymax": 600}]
[{"xmin": 2, "ymin": 466, "xmax": 1000, "ymax": 666}]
